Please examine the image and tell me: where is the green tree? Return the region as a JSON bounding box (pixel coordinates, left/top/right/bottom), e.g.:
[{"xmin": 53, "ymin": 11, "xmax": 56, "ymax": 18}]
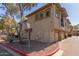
[
  {"xmin": 2, "ymin": 3, "xmax": 37, "ymax": 43},
  {"xmin": 17, "ymin": 3, "xmax": 37, "ymax": 42},
  {"xmin": 0, "ymin": 22, "xmax": 5, "ymax": 30}
]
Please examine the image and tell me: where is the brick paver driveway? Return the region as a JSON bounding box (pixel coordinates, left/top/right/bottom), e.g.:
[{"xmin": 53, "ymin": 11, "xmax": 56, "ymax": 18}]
[{"xmin": 60, "ymin": 36, "xmax": 79, "ymax": 56}]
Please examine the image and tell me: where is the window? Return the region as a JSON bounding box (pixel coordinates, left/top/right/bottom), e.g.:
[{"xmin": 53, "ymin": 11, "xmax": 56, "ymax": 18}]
[
  {"xmin": 55, "ymin": 7, "xmax": 60, "ymax": 18},
  {"xmin": 35, "ymin": 13, "xmax": 44, "ymax": 21},
  {"xmin": 35, "ymin": 8, "xmax": 50, "ymax": 21},
  {"xmin": 40, "ymin": 13, "xmax": 43, "ymax": 19},
  {"xmin": 45, "ymin": 9, "xmax": 50, "ymax": 17},
  {"xmin": 65, "ymin": 22, "xmax": 66, "ymax": 27},
  {"xmin": 35, "ymin": 15, "xmax": 39, "ymax": 21},
  {"xmin": 61, "ymin": 18, "xmax": 64, "ymax": 27}
]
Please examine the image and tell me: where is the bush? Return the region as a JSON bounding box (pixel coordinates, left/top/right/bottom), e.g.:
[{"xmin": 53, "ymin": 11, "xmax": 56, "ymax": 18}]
[{"xmin": 7, "ymin": 34, "xmax": 14, "ymax": 43}]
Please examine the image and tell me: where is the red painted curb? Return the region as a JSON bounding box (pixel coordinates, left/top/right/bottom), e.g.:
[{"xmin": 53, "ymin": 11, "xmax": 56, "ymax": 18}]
[
  {"xmin": 46, "ymin": 47, "xmax": 60, "ymax": 56},
  {"xmin": 1, "ymin": 43, "xmax": 31, "ymax": 56},
  {"xmin": 1, "ymin": 43, "xmax": 60, "ymax": 56}
]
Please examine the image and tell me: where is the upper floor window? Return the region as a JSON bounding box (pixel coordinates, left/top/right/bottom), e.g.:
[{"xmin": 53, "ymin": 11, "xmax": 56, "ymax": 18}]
[
  {"xmin": 40, "ymin": 13, "xmax": 44, "ymax": 19},
  {"xmin": 35, "ymin": 13, "xmax": 44, "ymax": 21},
  {"xmin": 35, "ymin": 8, "xmax": 50, "ymax": 21},
  {"xmin": 61, "ymin": 18, "xmax": 64, "ymax": 27},
  {"xmin": 45, "ymin": 9, "xmax": 50, "ymax": 17},
  {"xmin": 35, "ymin": 14, "xmax": 39, "ymax": 21},
  {"xmin": 55, "ymin": 7, "xmax": 60, "ymax": 18}
]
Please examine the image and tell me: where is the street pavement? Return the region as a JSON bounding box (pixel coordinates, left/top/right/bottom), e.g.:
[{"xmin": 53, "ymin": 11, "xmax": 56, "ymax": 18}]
[
  {"xmin": 60, "ymin": 36, "xmax": 79, "ymax": 56},
  {"xmin": 0, "ymin": 44, "xmax": 13, "ymax": 56},
  {"xmin": 1, "ymin": 35, "xmax": 79, "ymax": 56},
  {"xmin": 0, "ymin": 35, "xmax": 20, "ymax": 56},
  {"xmin": 0, "ymin": 44, "xmax": 20, "ymax": 56}
]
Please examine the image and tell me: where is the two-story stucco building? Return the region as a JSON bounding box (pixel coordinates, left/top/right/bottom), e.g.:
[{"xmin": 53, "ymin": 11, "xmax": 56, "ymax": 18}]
[{"xmin": 20, "ymin": 3, "xmax": 72, "ymax": 43}]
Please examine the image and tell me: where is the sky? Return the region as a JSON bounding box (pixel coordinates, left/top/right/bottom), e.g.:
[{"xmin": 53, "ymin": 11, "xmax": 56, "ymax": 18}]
[
  {"xmin": 0, "ymin": 3, "xmax": 79, "ymax": 26},
  {"xmin": 61, "ymin": 3, "xmax": 79, "ymax": 26},
  {"xmin": 0, "ymin": 4, "xmax": 6, "ymax": 16}
]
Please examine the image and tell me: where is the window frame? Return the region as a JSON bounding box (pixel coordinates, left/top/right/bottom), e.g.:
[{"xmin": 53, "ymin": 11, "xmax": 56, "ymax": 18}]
[
  {"xmin": 40, "ymin": 13, "xmax": 44, "ymax": 20},
  {"xmin": 61, "ymin": 18, "xmax": 64, "ymax": 27},
  {"xmin": 55, "ymin": 6, "xmax": 60, "ymax": 18},
  {"xmin": 35, "ymin": 14, "xmax": 39, "ymax": 21},
  {"xmin": 45, "ymin": 8, "xmax": 51, "ymax": 18}
]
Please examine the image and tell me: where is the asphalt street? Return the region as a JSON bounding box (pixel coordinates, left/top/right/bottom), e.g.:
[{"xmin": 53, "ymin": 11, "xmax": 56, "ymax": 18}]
[{"xmin": 0, "ymin": 44, "xmax": 20, "ymax": 56}]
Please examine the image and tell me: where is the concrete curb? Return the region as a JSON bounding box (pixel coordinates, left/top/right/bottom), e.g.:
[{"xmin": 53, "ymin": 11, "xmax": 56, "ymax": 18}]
[{"xmin": 1, "ymin": 43, "xmax": 61, "ymax": 56}]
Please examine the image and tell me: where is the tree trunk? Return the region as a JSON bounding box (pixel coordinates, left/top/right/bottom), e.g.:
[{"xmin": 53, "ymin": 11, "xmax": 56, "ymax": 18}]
[{"xmin": 18, "ymin": 4, "xmax": 23, "ymax": 43}]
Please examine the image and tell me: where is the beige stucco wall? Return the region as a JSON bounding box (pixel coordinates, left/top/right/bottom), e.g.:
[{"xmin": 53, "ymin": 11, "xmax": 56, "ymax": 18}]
[
  {"xmin": 64, "ymin": 18, "xmax": 68, "ymax": 32},
  {"xmin": 48, "ymin": 5, "xmax": 55, "ymax": 42},
  {"xmin": 64, "ymin": 18, "xmax": 71, "ymax": 33},
  {"xmin": 53, "ymin": 5, "xmax": 61, "ymax": 30},
  {"xmin": 26, "ymin": 6, "xmax": 56, "ymax": 43},
  {"xmin": 27, "ymin": 15, "xmax": 52, "ymax": 42}
]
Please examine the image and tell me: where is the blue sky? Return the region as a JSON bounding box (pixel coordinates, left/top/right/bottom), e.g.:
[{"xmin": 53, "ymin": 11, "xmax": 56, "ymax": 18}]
[
  {"xmin": 61, "ymin": 3, "xmax": 79, "ymax": 25},
  {"xmin": 0, "ymin": 3, "xmax": 79, "ymax": 26}
]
